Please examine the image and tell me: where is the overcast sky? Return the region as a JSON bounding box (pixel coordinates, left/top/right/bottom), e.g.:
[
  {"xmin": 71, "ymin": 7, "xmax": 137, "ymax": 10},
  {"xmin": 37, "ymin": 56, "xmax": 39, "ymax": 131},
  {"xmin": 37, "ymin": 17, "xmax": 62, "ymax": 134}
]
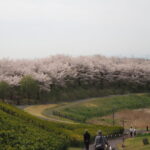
[{"xmin": 0, "ymin": 0, "xmax": 150, "ymax": 59}]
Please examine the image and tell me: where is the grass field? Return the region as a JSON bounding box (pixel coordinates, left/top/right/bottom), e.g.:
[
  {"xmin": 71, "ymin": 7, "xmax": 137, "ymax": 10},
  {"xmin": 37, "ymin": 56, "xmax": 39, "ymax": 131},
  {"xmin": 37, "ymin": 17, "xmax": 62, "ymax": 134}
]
[
  {"xmin": 48, "ymin": 93, "xmax": 150, "ymax": 123},
  {"xmin": 118, "ymin": 134, "xmax": 150, "ymax": 150}
]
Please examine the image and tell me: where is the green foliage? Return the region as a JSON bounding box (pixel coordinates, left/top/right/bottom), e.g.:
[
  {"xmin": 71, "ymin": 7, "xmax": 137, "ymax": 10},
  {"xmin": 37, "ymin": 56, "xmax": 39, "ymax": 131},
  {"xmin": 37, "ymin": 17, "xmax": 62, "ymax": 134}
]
[
  {"xmin": 0, "ymin": 101, "xmax": 123, "ymax": 149},
  {"xmin": 47, "ymin": 87, "xmax": 126, "ymax": 103},
  {"xmin": 52, "ymin": 94, "xmax": 150, "ymax": 122},
  {"xmin": 0, "ymin": 73, "xmax": 146, "ymax": 105},
  {"xmin": 0, "ymin": 102, "xmax": 69, "ymax": 150},
  {"xmin": 0, "ymin": 81, "xmax": 10, "ymax": 100},
  {"xmin": 0, "ymin": 77, "xmax": 129, "ymax": 104},
  {"xmin": 20, "ymin": 75, "xmax": 39, "ymax": 101}
]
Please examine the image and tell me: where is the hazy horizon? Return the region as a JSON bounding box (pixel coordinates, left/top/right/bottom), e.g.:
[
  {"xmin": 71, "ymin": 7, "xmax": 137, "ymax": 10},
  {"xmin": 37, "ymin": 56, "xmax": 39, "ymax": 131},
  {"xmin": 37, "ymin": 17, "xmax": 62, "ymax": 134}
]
[{"xmin": 1, "ymin": 0, "xmax": 150, "ymax": 59}]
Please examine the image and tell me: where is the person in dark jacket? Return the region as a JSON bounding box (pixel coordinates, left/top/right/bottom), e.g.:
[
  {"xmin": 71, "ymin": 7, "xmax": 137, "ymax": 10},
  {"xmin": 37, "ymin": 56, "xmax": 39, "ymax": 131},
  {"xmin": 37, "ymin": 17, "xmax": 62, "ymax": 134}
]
[
  {"xmin": 83, "ymin": 130, "xmax": 91, "ymax": 150},
  {"xmin": 146, "ymin": 125, "xmax": 149, "ymax": 131}
]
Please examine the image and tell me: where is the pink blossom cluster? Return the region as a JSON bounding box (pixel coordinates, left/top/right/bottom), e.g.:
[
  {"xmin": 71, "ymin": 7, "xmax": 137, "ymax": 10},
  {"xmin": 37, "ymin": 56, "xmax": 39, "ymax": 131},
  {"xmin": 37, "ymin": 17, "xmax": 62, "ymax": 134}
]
[{"xmin": 0, "ymin": 55, "xmax": 150, "ymax": 91}]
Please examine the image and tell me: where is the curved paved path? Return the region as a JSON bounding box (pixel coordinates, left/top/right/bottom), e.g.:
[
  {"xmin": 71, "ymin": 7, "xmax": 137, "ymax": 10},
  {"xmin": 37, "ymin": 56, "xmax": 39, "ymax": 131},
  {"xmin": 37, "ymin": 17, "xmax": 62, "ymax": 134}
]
[
  {"xmin": 88, "ymin": 129, "xmax": 146, "ymax": 150},
  {"xmin": 89, "ymin": 136, "xmax": 124, "ymax": 150},
  {"xmin": 23, "ymin": 104, "xmax": 76, "ymax": 124},
  {"xmin": 18, "ymin": 94, "xmax": 128, "ymax": 124}
]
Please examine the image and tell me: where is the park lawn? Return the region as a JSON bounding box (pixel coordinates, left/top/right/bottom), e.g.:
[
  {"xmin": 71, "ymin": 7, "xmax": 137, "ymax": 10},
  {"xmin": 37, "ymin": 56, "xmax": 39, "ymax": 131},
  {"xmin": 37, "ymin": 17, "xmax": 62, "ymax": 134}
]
[
  {"xmin": 118, "ymin": 134, "xmax": 150, "ymax": 150},
  {"xmin": 52, "ymin": 93, "xmax": 150, "ymax": 123}
]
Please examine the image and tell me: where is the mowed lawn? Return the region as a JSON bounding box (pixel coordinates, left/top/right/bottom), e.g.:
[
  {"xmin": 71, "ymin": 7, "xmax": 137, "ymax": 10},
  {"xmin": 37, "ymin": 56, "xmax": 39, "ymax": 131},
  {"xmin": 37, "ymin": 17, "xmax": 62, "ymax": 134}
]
[
  {"xmin": 118, "ymin": 134, "xmax": 150, "ymax": 150},
  {"xmin": 50, "ymin": 93, "xmax": 150, "ymax": 122}
]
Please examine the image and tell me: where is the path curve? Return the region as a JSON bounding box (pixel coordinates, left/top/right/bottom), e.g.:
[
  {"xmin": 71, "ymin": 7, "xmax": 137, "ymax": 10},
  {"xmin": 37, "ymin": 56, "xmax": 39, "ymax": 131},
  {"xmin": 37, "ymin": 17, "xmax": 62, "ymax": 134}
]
[
  {"xmin": 21, "ymin": 94, "xmax": 131, "ymax": 124},
  {"xmin": 24, "ymin": 104, "xmax": 76, "ymax": 124},
  {"xmin": 18, "ymin": 95, "xmax": 121, "ymax": 124}
]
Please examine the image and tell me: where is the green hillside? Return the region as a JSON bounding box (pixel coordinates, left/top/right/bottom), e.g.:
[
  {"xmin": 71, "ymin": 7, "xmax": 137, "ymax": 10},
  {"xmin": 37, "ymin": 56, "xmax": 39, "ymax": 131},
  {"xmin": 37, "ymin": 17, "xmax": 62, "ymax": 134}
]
[
  {"xmin": 0, "ymin": 101, "xmax": 123, "ymax": 150},
  {"xmin": 0, "ymin": 102, "xmax": 68, "ymax": 150},
  {"xmin": 47, "ymin": 94, "xmax": 150, "ymax": 122}
]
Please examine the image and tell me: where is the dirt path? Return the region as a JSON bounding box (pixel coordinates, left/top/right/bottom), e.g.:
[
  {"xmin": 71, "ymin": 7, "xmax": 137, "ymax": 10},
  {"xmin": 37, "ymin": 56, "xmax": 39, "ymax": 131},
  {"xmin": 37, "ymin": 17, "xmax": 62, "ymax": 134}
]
[
  {"xmin": 24, "ymin": 104, "xmax": 75, "ymax": 124},
  {"xmin": 24, "ymin": 104, "xmax": 57, "ymax": 118},
  {"xmin": 21, "ymin": 96, "xmax": 109, "ymax": 124},
  {"xmin": 22, "ymin": 95, "xmax": 118, "ymax": 124},
  {"xmin": 22, "ymin": 94, "xmax": 129, "ymax": 123}
]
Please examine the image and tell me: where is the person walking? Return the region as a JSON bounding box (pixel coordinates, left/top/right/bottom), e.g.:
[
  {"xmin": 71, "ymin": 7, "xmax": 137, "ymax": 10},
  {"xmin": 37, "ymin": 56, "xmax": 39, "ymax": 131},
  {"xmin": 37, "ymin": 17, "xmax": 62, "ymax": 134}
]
[
  {"xmin": 94, "ymin": 130, "xmax": 108, "ymax": 150},
  {"xmin": 133, "ymin": 127, "xmax": 136, "ymax": 137},
  {"xmin": 129, "ymin": 127, "xmax": 133, "ymax": 137},
  {"xmin": 83, "ymin": 130, "xmax": 91, "ymax": 150},
  {"xmin": 146, "ymin": 125, "xmax": 149, "ymax": 132}
]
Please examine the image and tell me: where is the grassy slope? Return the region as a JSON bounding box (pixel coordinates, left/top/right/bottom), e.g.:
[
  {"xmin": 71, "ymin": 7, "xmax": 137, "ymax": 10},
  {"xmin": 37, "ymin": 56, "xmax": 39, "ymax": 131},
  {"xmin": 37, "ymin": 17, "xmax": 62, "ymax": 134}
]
[
  {"xmin": 0, "ymin": 103, "xmax": 68, "ymax": 150},
  {"xmin": 0, "ymin": 101, "xmax": 123, "ymax": 149},
  {"xmin": 49, "ymin": 93, "xmax": 150, "ymax": 122},
  {"xmin": 118, "ymin": 134, "xmax": 150, "ymax": 150}
]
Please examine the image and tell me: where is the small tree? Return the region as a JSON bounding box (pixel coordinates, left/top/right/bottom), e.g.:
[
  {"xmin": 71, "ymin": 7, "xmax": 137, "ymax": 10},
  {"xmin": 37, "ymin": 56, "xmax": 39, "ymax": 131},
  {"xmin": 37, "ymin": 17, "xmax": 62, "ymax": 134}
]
[
  {"xmin": 0, "ymin": 81, "xmax": 10, "ymax": 101},
  {"xmin": 20, "ymin": 75, "xmax": 39, "ymax": 102}
]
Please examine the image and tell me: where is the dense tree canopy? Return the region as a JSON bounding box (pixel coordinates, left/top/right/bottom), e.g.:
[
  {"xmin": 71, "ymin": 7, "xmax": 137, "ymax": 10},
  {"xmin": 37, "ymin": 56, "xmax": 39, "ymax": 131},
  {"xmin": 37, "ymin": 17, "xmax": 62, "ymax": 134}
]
[
  {"xmin": 0, "ymin": 81, "xmax": 10, "ymax": 100},
  {"xmin": 20, "ymin": 75, "xmax": 39, "ymax": 99},
  {"xmin": 0, "ymin": 55, "xmax": 150, "ymax": 104}
]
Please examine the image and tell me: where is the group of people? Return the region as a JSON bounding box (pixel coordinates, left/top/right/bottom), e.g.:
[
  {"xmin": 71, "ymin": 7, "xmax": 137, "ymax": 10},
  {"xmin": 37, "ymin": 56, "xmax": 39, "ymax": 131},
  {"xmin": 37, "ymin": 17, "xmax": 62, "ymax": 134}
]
[
  {"xmin": 129, "ymin": 127, "xmax": 136, "ymax": 137},
  {"xmin": 83, "ymin": 130, "xmax": 112, "ymax": 150}
]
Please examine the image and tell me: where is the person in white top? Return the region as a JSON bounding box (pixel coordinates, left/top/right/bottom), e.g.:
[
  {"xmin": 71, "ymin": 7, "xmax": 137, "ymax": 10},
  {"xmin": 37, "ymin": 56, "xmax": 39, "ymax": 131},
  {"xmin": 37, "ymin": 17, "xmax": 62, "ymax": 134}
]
[
  {"xmin": 129, "ymin": 127, "xmax": 133, "ymax": 137},
  {"xmin": 133, "ymin": 127, "xmax": 136, "ymax": 136}
]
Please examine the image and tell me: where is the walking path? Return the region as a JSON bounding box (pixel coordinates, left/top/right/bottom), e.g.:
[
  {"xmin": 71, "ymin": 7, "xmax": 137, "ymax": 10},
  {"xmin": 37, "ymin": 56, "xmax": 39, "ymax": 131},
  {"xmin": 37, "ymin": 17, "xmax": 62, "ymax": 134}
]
[
  {"xmin": 89, "ymin": 136, "xmax": 124, "ymax": 150},
  {"xmin": 23, "ymin": 104, "xmax": 76, "ymax": 124},
  {"xmin": 88, "ymin": 129, "xmax": 148, "ymax": 150},
  {"xmin": 18, "ymin": 94, "xmax": 129, "ymax": 124}
]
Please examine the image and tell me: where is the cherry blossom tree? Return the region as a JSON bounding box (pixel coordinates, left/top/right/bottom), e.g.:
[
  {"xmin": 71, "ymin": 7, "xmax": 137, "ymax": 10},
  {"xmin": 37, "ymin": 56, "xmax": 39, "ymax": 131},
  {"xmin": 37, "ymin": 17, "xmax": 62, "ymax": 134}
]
[{"xmin": 0, "ymin": 55, "xmax": 150, "ymax": 103}]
